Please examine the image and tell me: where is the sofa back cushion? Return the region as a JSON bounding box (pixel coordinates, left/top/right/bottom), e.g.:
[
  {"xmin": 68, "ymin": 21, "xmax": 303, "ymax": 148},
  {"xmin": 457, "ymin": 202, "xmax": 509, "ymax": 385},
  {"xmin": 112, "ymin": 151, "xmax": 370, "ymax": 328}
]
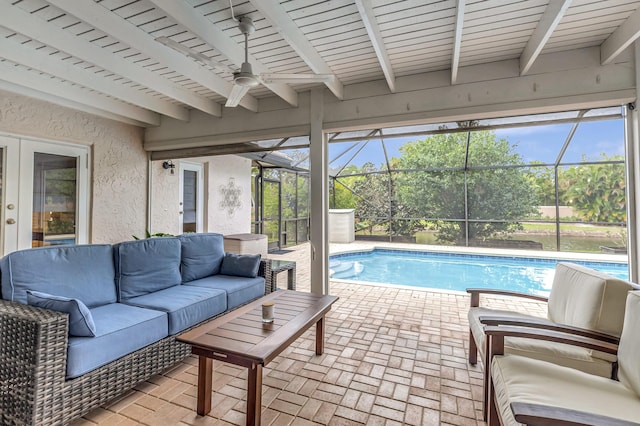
[
  {"xmin": 0, "ymin": 244, "xmax": 116, "ymax": 307},
  {"xmin": 617, "ymin": 291, "xmax": 640, "ymax": 397},
  {"xmin": 547, "ymin": 262, "xmax": 632, "ymax": 336},
  {"xmin": 177, "ymin": 233, "xmax": 225, "ymax": 282},
  {"xmin": 114, "ymin": 237, "xmax": 182, "ymax": 300}
]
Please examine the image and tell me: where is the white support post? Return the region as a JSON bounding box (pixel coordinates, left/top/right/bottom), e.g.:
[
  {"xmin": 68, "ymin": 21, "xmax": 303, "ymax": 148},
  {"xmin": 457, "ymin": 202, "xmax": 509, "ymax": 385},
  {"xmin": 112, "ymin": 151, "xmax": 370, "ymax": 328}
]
[
  {"xmin": 625, "ymin": 41, "xmax": 640, "ymax": 282},
  {"xmin": 309, "ymin": 88, "xmax": 329, "ymax": 295}
]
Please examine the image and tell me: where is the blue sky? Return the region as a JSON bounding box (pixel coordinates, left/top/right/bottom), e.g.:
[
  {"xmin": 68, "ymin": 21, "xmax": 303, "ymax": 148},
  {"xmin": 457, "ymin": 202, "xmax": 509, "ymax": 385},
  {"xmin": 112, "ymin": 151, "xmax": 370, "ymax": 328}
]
[{"xmin": 328, "ymin": 118, "xmax": 625, "ymax": 169}]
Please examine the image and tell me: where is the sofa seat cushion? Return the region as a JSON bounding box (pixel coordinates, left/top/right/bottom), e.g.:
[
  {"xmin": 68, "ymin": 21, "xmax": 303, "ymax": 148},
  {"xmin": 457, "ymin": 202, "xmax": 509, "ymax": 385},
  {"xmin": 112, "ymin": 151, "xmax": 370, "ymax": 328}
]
[
  {"xmin": 66, "ymin": 303, "xmax": 168, "ymax": 379},
  {"xmin": 185, "ymin": 274, "xmax": 264, "ymax": 309},
  {"xmin": 121, "ymin": 285, "xmax": 227, "ymax": 334},
  {"xmin": 491, "ymin": 354, "xmax": 640, "ymax": 426},
  {"xmin": 1, "ymin": 244, "xmax": 116, "ymax": 306},
  {"xmin": 178, "ymin": 233, "xmax": 225, "ymax": 282},
  {"xmin": 114, "ymin": 238, "xmax": 182, "ymax": 300},
  {"xmin": 469, "ymin": 307, "xmax": 615, "ymax": 377}
]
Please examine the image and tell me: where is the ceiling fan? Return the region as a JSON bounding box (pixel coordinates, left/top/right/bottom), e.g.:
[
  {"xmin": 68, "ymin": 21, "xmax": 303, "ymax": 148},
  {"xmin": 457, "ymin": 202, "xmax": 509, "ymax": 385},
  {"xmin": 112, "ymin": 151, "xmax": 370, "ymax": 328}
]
[{"xmin": 156, "ymin": 16, "xmax": 335, "ymax": 107}]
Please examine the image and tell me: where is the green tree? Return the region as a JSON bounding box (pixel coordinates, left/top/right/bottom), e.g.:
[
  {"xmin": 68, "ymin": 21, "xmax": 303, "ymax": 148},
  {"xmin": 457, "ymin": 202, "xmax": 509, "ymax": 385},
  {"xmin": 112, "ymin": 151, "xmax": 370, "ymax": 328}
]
[
  {"xmin": 397, "ymin": 131, "xmax": 538, "ymax": 242},
  {"xmin": 560, "ymin": 155, "xmax": 626, "ymax": 222}
]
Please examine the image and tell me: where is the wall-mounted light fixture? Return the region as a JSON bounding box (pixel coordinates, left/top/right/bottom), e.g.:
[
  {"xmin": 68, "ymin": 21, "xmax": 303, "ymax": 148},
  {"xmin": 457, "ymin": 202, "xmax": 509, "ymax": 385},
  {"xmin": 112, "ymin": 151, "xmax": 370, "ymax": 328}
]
[{"xmin": 162, "ymin": 160, "xmax": 175, "ymax": 175}]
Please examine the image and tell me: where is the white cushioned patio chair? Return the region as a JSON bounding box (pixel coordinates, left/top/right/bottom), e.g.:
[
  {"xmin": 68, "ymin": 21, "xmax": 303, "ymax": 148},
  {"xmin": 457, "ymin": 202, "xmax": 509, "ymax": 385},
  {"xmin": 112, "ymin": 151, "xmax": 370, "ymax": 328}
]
[
  {"xmin": 467, "ymin": 262, "xmax": 633, "ymax": 419},
  {"xmin": 485, "ymin": 290, "xmax": 640, "ymax": 426}
]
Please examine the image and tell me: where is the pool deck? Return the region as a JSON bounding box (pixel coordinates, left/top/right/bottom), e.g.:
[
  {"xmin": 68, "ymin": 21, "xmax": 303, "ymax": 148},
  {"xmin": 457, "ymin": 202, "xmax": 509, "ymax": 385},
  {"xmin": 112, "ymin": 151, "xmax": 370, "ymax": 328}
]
[{"xmin": 73, "ymin": 242, "xmax": 613, "ymax": 426}]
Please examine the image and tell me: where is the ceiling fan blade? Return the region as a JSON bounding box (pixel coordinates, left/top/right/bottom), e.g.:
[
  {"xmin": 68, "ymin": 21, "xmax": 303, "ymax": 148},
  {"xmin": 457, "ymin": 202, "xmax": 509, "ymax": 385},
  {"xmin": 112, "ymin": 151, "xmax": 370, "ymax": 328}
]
[
  {"xmin": 225, "ymin": 84, "xmax": 251, "ymax": 107},
  {"xmin": 259, "ymin": 73, "xmax": 335, "ymax": 84},
  {"xmin": 155, "ymin": 37, "xmax": 233, "ymax": 73}
]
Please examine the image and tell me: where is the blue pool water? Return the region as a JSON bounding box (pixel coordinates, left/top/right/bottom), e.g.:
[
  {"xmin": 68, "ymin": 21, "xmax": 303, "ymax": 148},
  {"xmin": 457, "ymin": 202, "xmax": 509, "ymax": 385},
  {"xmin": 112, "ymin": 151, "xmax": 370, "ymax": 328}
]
[{"xmin": 329, "ymin": 249, "xmax": 629, "ymax": 296}]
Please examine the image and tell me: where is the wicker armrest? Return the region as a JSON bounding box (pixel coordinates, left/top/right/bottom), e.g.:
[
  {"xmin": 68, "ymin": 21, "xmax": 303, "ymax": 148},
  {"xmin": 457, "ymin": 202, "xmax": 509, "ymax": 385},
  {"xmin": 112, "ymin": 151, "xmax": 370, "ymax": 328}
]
[
  {"xmin": 466, "ymin": 288, "xmax": 548, "ymax": 307},
  {"xmin": 259, "ymin": 258, "xmax": 273, "ymax": 294},
  {"xmin": 0, "ymin": 299, "xmax": 69, "ymax": 425},
  {"xmin": 479, "ymin": 315, "xmax": 620, "ymax": 344},
  {"xmin": 484, "ymin": 325, "xmax": 619, "ymax": 356},
  {"xmin": 511, "ymin": 402, "xmax": 640, "ymax": 426}
]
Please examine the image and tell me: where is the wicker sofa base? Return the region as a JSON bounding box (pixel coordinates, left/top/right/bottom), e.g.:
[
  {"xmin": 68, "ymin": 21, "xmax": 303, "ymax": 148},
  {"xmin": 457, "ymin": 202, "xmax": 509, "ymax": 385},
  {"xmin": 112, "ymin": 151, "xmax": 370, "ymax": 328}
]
[{"xmin": 0, "ymin": 260, "xmax": 272, "ymax": 426}]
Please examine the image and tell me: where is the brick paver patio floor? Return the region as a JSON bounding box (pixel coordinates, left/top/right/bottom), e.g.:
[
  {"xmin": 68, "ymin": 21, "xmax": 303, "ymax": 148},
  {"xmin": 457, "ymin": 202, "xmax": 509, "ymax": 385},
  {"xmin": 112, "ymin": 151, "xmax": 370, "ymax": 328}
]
[{"xmin": 72, "ymin": 243, "xmax": 547, "ymax": 426}]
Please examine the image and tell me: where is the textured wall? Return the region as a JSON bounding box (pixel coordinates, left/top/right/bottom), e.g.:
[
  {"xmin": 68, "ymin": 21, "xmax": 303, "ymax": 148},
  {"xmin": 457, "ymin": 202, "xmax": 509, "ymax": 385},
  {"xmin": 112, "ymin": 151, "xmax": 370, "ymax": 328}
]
[
  {"xmin": 0, "ymin": 90, "xmax": 147, "ymax": 244},
  {"xmin": 206, "ymin": 156, "xmax": 251, "ymax": 235}
]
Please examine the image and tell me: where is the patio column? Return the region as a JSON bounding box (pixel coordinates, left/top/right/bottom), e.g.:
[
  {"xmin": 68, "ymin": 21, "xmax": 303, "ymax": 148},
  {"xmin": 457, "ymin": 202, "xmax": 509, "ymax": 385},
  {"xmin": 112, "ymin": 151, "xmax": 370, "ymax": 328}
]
[
  {"xmin": 625, "ymin": 41, "xmax": 640, "ymax": 282},
  {"xmin": 309, "ymin": 88, "xmax": 329, "ymax": 295}
]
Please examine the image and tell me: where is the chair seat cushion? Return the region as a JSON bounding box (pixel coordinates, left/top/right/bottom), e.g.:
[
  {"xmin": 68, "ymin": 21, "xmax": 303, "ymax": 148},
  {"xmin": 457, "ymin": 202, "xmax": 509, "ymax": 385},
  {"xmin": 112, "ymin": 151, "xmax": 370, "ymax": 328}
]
[
  {"xmin": 491, "ymin": 354, "xmax": 640, "ymax": 425},
  {"xmin": 121, "ymin": 285, "xmax": 227, "ymax": 334},
  {"xmin": 66, "ymin": 303, "xmax": 168, "ymax": 379},
  {"xmin": 185, "ymin": 274, "xmax": 264, "ymax": 309},
  {"xmin": 469, "ymin": 307, "xmax": 615, "ymax": 377}
]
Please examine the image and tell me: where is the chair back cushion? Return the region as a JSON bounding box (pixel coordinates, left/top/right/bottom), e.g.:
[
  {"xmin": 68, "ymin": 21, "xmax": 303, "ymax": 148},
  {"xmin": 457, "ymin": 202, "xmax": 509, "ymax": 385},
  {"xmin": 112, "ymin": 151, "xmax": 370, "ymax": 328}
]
[
  {"xmin": 177, "ymin": 233, "xmax": 225, "ymax": 282},
  {"xmin": 114, "ymin": 237, "xmax": 182, "ymax": 300},
  {"xmin": 0, "ymin": 244, "xmax": 116, "ymax": 307},
  {"xmin": 547, "ymin": 262, "xmax": 632, "ymax": 336},
  {"xmin": 617, "ymin": 291, "xmax": 640, "ymax": 397}
]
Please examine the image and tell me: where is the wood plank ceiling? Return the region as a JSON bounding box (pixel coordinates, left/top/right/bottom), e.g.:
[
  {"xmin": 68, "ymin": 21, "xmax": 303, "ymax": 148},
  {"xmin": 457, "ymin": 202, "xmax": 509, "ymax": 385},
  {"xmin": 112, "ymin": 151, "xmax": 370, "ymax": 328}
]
[{"xmin": 0, "ymin": 0, "xmax": 639, "ymax": 127}]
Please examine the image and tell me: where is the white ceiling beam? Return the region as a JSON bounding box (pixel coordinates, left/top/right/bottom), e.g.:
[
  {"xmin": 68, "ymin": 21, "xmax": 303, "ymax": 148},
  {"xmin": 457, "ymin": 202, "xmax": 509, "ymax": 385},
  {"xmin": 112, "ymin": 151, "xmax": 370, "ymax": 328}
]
[
  {"xmin": 451, "ymin": 0, "xmax": 466, "ymax": 84},
  {"xmin": 0, "ymin": 80, "xmax": 151, "ymax": 127},
  {"xmin": 601, "ymin": 7, "xmax": 640, "ymax": 65},
  {"xmin": 0, "ymin": 37, "xmax": 189, "ymax": 122},
  {"xmin": 47, "ymin": 0, "xmax": 257, "ymax": 112},
  {"xmin": 249, "ymin": 0, "xmax": 344, "ymax": 100},
  {"xmin": 354, "ymin": 0, "xmax": 396, "ymax": 93},
  {"xmin": 0, "ymin": 61, "xmax": 160, "ymax": 126},
  {"xmin": 45, "ymin": 0, "xmax": 256, "ymax": 113},
  {"xmin": 0, "ymin": 4, "xmax": 221, "ymax": 117},
  {"xmin": 520, "ymin": 0, "xmax": 572, "ymax": 75},
  {"xmin": 148, "ymin": 0, "xmax": 298, "ymax": 107}
]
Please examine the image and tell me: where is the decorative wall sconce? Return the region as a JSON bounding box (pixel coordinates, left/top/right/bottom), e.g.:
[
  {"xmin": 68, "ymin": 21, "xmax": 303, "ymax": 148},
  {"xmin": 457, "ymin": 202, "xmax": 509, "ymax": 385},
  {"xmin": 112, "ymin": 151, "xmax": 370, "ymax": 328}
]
[{"xmin": 162, "ymin": 160, "xmax": 175, "ymax": 175}]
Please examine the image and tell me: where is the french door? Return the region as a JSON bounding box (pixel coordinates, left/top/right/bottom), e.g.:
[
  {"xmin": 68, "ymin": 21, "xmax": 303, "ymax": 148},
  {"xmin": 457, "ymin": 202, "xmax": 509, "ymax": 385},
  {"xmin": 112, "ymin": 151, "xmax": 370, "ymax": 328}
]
[{"xmin": 0, "ymin": 135, "xmax": 89, "ymax": 255}]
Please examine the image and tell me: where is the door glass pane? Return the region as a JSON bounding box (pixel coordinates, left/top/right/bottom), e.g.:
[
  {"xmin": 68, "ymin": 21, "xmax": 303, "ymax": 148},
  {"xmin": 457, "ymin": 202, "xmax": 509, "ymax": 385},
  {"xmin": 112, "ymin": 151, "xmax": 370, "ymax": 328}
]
[
  {"xmin": 183, "ymin": 170, "xmax": 197, "ymax": 233},
  {"xmin": 32, "ymin": 153, "xmax": 77, "ymax": 247}
]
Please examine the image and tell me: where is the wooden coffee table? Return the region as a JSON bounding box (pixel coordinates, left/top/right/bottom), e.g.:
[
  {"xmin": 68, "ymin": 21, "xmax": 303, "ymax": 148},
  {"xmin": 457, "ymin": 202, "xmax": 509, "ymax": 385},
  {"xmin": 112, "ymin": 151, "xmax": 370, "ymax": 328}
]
[{"xmin": 177, "ymin": 290, "xmax": 338, "ymax": 426}]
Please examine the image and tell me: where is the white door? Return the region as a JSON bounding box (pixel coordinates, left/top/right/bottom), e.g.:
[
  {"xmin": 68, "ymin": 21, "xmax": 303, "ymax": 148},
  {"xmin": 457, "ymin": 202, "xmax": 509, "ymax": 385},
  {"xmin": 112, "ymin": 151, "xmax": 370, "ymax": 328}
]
[
  {"xmin": 0, "ymin": 136, "xmax": 89, "ymax": 255},
  {"xmin": 179, "ymin": 161, "xmax": 204, "ymax": 233},
  {"xmin": 0, "ymin": 136, "xmax": 20, "ymax": 254}
]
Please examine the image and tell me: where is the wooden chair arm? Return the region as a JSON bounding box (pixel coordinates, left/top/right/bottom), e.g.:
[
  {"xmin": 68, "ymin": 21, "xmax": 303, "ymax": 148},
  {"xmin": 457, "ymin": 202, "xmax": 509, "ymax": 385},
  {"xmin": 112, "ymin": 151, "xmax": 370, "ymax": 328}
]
[
  {"xmin": 479, "ymin": 316, "xmax": 620, "ymax": 344},
  {"xmin": 466, "ymin": 288, "xmax": 548, "ymax": 307},
  {"xmin": 512, "ymin": 402, "xmax": 640, "ymax": 426},
  {"xmin": 484, "ymin": 325, "xmax": 619, "ymax": 356}
]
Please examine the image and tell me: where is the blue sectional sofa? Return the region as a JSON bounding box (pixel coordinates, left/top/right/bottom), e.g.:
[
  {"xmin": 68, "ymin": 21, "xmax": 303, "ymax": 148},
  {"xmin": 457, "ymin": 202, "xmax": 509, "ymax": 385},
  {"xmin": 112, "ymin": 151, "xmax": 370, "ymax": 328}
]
[{"xmin": 0, "ymin": 233, "xmax": 272, "ymax": 425}]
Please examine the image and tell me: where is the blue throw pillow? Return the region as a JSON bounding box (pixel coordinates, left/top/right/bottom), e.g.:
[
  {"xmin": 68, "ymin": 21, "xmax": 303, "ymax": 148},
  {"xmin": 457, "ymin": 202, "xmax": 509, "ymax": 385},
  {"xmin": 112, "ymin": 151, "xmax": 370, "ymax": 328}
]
[
  {"xmin": 26, "ymin": 290, "xmax": 97, "ymax": 337},
  {"xmin": 220, "ymin": 253, "xmax": 261, "ymax": 278}
]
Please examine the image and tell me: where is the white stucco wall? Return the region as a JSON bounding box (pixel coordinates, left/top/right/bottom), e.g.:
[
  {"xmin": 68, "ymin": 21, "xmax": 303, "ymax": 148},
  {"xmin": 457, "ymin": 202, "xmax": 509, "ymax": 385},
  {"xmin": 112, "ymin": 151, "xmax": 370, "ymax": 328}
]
[
  {"xmin": 206, "ymin": 155, "xmax": 251, "ymax": 235},
  {"xmin": 0, "ymin": 90, "xmax": 148, "ymax": 244}
]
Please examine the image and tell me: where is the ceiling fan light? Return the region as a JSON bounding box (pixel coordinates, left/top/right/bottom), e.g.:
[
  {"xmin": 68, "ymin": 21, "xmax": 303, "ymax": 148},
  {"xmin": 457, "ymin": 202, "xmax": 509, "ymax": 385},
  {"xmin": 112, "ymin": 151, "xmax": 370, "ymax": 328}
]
[
  {"xmin": 233, "ymin": 62, "xmax": 260, "ymax": 87},
  {"xmin": 234, "ymin": 73, "xmax": 260, "ymax": 87}
]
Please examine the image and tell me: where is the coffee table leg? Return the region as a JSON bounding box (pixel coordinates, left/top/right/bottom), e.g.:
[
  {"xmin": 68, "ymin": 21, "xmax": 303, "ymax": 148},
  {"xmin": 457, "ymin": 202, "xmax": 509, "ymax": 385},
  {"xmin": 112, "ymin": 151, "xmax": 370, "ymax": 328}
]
[
  {"xmin": 316, "ymin": 316, "xmax": 325, "ymax": 355},
  {"xmin": 197, "ymin": 356, "xmax": 213, "ymax": 416},
  {"xmin": 246, "ymin": 363, "xmax": 263, "ymax": 426}
]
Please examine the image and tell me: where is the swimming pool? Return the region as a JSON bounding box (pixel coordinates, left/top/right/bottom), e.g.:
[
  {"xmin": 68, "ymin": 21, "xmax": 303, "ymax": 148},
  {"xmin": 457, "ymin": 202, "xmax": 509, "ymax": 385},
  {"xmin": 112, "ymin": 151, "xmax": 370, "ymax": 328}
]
[{"xmin": 329, "ymin": 249, "xmax": 629, "ymax": 295}]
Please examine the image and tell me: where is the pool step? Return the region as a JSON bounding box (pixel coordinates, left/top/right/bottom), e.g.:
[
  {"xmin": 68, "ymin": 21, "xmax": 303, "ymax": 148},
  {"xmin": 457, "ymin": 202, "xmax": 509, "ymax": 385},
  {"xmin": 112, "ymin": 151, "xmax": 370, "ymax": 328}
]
[{"xmin": 329, "ymin": 259, "xmax": 364, "ymax": 278}]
